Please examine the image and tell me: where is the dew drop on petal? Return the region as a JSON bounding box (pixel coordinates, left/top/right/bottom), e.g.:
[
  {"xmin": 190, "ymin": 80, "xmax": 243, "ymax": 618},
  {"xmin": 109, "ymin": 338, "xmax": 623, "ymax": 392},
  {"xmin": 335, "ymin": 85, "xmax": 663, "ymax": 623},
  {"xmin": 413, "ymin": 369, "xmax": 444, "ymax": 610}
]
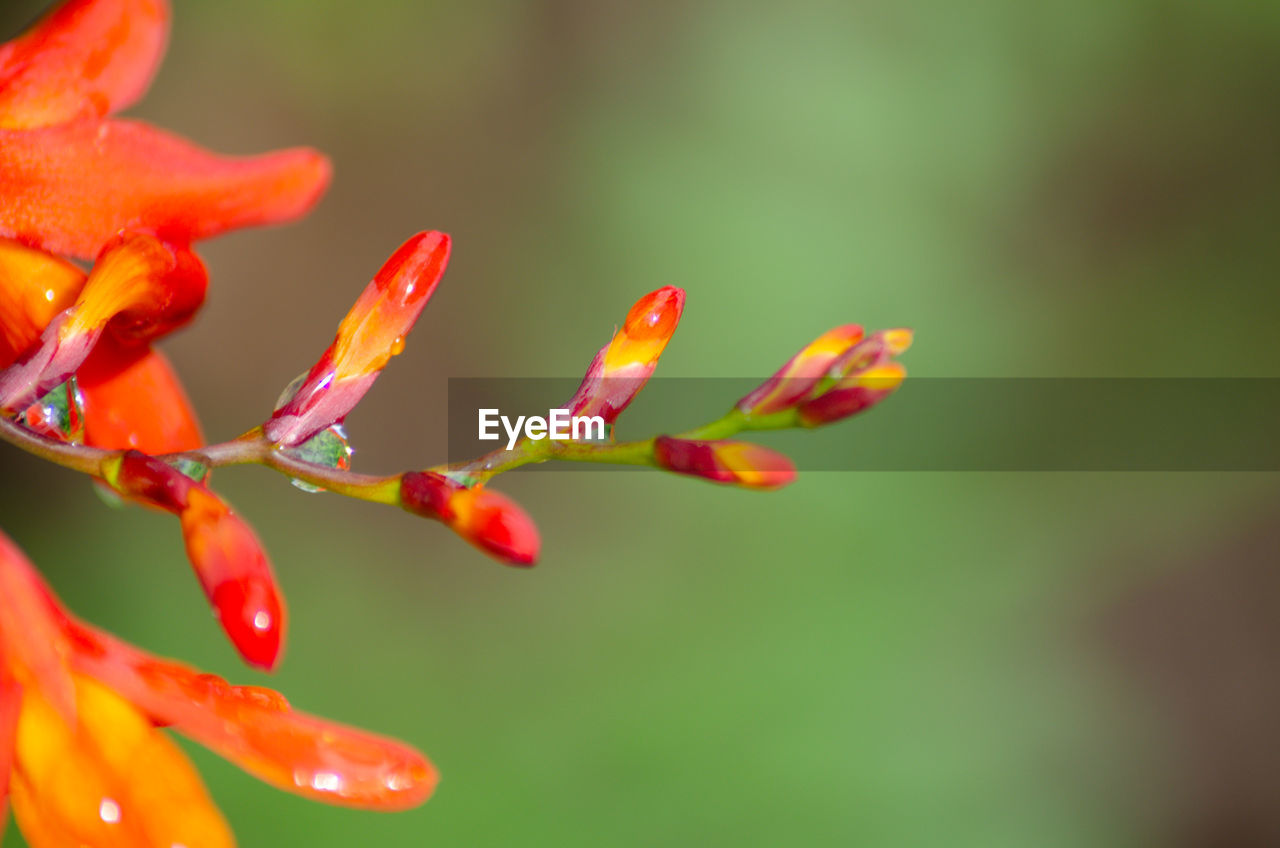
[{"xmin": 99, "ymin": 798, "xmax": 121, "ymax": 824}]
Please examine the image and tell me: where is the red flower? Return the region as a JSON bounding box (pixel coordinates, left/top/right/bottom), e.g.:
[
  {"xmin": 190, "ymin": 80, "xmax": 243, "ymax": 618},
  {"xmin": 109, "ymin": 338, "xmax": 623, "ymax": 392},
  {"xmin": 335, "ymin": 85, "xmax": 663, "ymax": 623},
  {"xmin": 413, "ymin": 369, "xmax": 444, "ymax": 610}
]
[
  {"xmin": 0, "ymin": 531, "xmax": 435, "ymax": 846},
  {"xmin": 0, "ymin": 0, "xmax": 330, "ymax": 453}
]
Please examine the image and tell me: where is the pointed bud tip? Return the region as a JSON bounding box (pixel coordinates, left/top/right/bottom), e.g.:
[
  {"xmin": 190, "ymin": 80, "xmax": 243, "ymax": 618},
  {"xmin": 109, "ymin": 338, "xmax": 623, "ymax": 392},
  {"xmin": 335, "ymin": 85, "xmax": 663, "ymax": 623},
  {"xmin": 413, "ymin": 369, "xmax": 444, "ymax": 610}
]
[{"xmin": 212, "ymin": 579, "xmax": 286, "ymax": 671}]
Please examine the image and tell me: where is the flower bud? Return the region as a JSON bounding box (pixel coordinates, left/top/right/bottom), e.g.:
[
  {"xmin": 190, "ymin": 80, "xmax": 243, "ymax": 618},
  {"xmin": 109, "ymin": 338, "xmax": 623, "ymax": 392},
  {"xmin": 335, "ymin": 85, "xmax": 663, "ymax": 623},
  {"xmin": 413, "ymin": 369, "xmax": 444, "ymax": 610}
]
[
  {"xmin": 564, "ymin": 286, "xmax": 684, "ymax": 425},
  {"xmin": 653, "ymin": 437, "xmax": 796, "ymax": 490},
  {"xmin": 400, "ymin": 471, "xmax": 540, "ymax": 566},
  {"xmin": 737, "ymin": 324, "xmax": 864, "ymax": 416},
  {"xmin": 265, "ymin": 231, "xmax": 451, "ymax": 447},
  {"xmin": 108, "ymin": 451, "xmax": 286, "ymax": 670}
]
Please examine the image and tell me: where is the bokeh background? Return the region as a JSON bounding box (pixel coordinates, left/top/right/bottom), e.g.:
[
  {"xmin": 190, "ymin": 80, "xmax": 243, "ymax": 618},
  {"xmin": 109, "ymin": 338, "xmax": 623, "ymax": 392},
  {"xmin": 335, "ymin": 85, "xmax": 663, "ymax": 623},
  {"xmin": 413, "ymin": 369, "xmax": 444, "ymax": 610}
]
[{"xmin": 3, "ymin": 0, "xmax": 1279, "ymax": 845}]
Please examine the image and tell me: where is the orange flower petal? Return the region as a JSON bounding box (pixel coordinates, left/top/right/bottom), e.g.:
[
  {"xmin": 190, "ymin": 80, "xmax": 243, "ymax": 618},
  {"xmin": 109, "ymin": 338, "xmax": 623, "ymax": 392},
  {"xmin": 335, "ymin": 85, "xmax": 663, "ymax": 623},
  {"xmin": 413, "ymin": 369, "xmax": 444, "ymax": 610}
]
[
  {"xmin": 78, "ymin": 335, "xmax": 203, "ymax": 452},
  {"xmin": 0, "ymin": 0, "xmax": 170, "ymax": 130},
  {"xmin": 0, "ymin": 532, "xmax": 76, "ymax": 723},
  {"xmin": 0, "ymin": 671, "xmax": 19, "ymax": 836},
  {"xmin": 68, "ymin": 626, "xmax": 438, "ymax": 811},
  {"xmin": 12, "ymin": 675, "xmax": 234, "ymax": 848},
  {"xmin": 0, "ymin": 239, "xmax": 85, "ymax": 368},
  {"xmin": 0, "ymin": 118, "xmax": 331, "ymax": 259}
]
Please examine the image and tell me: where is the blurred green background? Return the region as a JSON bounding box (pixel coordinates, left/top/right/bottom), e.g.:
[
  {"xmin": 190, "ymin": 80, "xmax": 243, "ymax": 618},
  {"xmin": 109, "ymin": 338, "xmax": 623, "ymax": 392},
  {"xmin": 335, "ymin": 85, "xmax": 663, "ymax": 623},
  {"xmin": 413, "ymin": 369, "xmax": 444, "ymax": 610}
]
[{"xmin": 3, "ymin": 0, "xmax": 1279, "ymax": 845}]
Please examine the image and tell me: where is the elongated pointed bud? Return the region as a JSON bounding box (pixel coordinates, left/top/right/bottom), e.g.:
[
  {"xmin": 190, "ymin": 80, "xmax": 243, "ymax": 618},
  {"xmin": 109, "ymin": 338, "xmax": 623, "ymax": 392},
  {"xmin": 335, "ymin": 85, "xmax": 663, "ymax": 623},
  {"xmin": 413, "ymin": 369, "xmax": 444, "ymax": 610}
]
[
  {"xmin": 564, "ymin": 286, "xmax": 685, "ymax": 425},
  {"xmin": 107, "ymin": 451, "xmax": 286, "ymax": 669},
  {"xmin": 0, "ymin": 231, "xmax": 206, "ymax": 412},
  {"xmin": 399, "ymin": 471, "xmax": 540, "ymax": 565},
  {"xmin": 653, "ymin": 437, "xmax": 796, "ymax": 490},
  {"xmin": 737, "ymin": 324, "xmax": 864, "ymax": 416},
  {"xmin": 265, "ymin": 231, "xmax": 451, "ymax": 447}
]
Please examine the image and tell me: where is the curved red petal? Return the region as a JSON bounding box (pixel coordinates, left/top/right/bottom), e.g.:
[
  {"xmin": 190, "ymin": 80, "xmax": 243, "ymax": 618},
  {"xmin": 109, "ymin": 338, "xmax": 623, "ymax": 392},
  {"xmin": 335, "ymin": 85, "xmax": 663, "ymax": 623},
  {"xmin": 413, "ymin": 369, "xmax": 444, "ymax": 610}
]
[
  {"xmin": 78, "ymin": 336, "xmax": 203, "ymax": 453},
  {"xmin": 0, "ymin": 119, "xmax": 331, "ymax": 259},
  {"xmin": 0, "ymin": 0, "xmax": 170, "ymax": 129}
]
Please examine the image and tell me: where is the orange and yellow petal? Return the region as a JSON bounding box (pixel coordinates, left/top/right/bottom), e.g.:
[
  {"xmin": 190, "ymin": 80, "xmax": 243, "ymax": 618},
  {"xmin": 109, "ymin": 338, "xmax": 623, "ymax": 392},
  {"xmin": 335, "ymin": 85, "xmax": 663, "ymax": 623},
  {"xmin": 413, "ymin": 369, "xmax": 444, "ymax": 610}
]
[
  {"xmin": 0, "ymin": 119, "xmax": 330, "ymax": 259},
  {"xmin": 0, "ymin": 239, "xmax": 85, "ymax": 368},
  {"xmin": 12, "ymin": 675, "xmax": 234, "ymax": 848},
  {"xmin": 0, "ymin": 0, "xmax": 170, "ymax": 130},
  {"xmin": 0, "ymin": 232, "xmax": 206, "ymax": 412},
  {"xmin": 67, "ymin": 631, "xmax": 437, "ymax": 811}
]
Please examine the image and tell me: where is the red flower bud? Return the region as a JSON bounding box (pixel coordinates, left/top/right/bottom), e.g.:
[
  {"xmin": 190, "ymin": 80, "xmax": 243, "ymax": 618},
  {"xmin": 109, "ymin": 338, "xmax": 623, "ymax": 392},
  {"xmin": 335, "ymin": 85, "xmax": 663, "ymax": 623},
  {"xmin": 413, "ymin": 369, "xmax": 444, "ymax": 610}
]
[
  {"xmin": 796, "ymin": 362, "xmax": 906, "ymax": 427},
  {"xmin": 109, "ymin": 451, "xmax": 286, "ymax": 670},
  {"xmin": 737, "ymin": 324, "xmax": 864, "ymax": 416},
  {"xmin": 265, "ymin": 232, "xmax": 451, "ymax": 447},
  {"xmin": 653, "ymin": 437, "xmax": 796, "ymax": 490},
  {"xmin": 400, "ymin": 471, "xmax": 540, "ymax": 566}
]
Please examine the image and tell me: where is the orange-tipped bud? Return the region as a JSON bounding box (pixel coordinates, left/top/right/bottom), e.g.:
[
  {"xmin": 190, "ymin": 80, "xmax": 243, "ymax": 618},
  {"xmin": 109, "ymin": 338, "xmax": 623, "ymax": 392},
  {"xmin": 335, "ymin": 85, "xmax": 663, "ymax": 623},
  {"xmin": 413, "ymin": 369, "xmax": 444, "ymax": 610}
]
[
  {"xmin": 565, "ymin": 286, "xmax": 685, "ymax": 425},
  {"xmin": 0, "ymin": 232, "xmax": 206, "ymax": 413},
  {"xmin": 737, "ymin": 324, "xmax": 865, "ymax": 416},
  {"xmin": 400, "ymin": 471, "xmax": 541, "ymax": 566},
  {"xmin": 0, "ymin": 0, "xmax": 170, "ymax": 130},
  {"xmin": 265, "ymin": 231, "xmax": 452, "ymax": 447},
  {"xmin": 653, "ymin": 437, "xmax": 796, "ymax": 490},
  {"xmin": 108, "ymin": 451, "xmax": 286, "ymax": 670},
  {"xmin": 796, "ymin": 361, "xmax": 906, "ymax": 427}
]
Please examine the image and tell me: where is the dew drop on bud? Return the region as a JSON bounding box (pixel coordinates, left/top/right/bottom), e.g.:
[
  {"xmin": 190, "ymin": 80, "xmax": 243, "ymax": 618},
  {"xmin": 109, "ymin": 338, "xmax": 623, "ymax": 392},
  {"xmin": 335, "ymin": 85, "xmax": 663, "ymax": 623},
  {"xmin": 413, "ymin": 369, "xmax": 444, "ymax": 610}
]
[{"xmin": 273, "ymin": 370, "xmax": 310, "ymax": 412}]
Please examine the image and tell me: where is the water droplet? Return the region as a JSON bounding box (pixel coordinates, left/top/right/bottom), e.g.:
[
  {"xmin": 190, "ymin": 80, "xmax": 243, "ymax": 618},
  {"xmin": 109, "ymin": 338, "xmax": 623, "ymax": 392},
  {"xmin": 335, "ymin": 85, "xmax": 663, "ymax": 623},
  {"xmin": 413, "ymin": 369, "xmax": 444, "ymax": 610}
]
[
  {"xmin": 273, "ymin": 371, "xmax": 310, "ymax": 412},
  {"xmin": 18, "ymin": 377, "xmax": 85, "ymax": 443},
  {"xmin": 390, "ymin": 336, "xmax": 405, "ymax": 356},
  {"xmin": 99, "ymin": 797, "xmax": 121, "ymax": 824},
  {"xmin": 285, "ymin": 423, "xmax": 353, "ymax": 493}
]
